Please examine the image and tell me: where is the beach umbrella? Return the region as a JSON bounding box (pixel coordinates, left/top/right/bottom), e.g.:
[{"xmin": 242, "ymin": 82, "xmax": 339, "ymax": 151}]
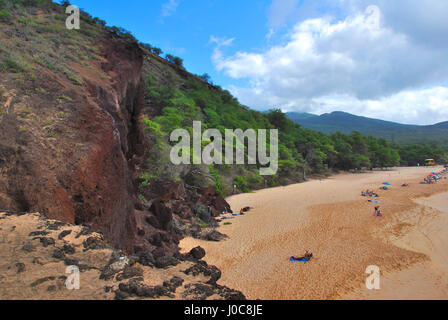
[
  {"xmin": 382, "ymin": 182, "xmax": 391, "ymax": 185},
  {"xmin": 432, "ymin": 172, "xmax": 438, "ymax": 175}
]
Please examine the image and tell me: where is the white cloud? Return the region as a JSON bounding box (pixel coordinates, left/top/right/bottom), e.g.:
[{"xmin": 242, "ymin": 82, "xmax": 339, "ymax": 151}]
[
  {"xmin": 161, "ymin": 0, "xmax": 180, "ymax": 18},
  {"xmin": 212, "ymin": 1, "xmax": 448, "ymax": 125}
]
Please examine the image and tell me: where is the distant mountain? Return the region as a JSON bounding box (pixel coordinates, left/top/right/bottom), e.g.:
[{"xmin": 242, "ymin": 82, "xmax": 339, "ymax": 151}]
[
  {"xmin": 286, "ymin": 112, "xmax": 318, "ymax": 122},
  {"xmin": 286, "ymin": 111, "xmax": 448, "ymax": 146}
]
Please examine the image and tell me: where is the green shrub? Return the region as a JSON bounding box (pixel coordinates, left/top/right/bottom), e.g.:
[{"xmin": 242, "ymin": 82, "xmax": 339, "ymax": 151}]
[
  {"xmin": 64, "ymin": 70, "xmax": 82, "ymax": 85},
  {"xmin": 0, "ymin": 9, "xmax": 12, "ymax": 21},
  {"xmin": 1, "ymin": 59, "xmax": 24, "ymax": 73}
]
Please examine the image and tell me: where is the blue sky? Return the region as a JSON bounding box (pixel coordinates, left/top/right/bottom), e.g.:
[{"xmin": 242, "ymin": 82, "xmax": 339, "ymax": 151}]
[
  {"xmin": 67, "ymin": 0, "xmax": 274, "ymax": 88},
  {"xmin": 64, "ymin": 0, "xmax": 448, "ymax": 125}
]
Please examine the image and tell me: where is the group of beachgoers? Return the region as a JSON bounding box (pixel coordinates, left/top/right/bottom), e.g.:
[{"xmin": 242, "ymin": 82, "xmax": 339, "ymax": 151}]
[
  {"xmin": 421, "ymin": 168, "xmax": 447, "ymax": 184},
  {"xmin": 291, "ymin": 167, "xmax": 448, "ymax": 264},
  {"xmin": 361, "ymin": 190, "xmax": 380, "ymax": 198},
  {"xmin": 361, "ymin": 184, "xmax": 390, "ymax": 217}
]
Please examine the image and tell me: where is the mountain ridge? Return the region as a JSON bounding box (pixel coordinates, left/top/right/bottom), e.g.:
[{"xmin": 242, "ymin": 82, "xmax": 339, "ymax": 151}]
[{"xmin": 286, "ymin": 111, "xmax": 448, "ymax": 145}]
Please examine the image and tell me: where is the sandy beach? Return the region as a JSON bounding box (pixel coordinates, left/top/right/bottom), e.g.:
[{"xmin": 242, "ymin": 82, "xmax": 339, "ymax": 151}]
[{"xmin": 180, "ymin": 167, "xmax": 448, "ymax": 300}]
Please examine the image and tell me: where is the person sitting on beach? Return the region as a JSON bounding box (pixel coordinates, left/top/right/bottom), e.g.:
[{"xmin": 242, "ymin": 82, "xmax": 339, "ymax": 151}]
[
  {"xmin": 402, "ymin": 183, "xmax": 409, "ymax": 187},
  {"xmin": 361, "ymin": 191, "xmax": 367, "ymax": 196},
  {"xmin": 374, "ymin": 206, "xmax": 382, "ymax": 217}
]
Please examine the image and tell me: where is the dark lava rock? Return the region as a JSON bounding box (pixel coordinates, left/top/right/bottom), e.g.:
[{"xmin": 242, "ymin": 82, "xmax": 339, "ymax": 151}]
[
  {"xmin": 114, "ymin": 290, "xmax": 130, "ymax": 300},
  {"xmin": 154, "ymin": 256, "xmax": 179, "ymax": 269},
  {"xmin": 154, "ymin": 285, "xmax": 173, "ymax": 297},
  {"xmin": 75, "ymin": 226, "xmax": 92, "ymax": 239},
  {"xmin": 182, "ymin": 283, "xmax": 246, "ymax": 300},
  {"xmin": 189, "ymin": 246, "xmax": 206, "ymax": 260},
  {"xmin": 182, "ymin": 283, "xmax": 215, "ymax": 300},
  {"xmin": 29, "ymin": 231, "xmax": 49, "ymax": 237},
  {"xmin": 15, "ymin": 262, "xmax": 25, "ymax": 273},
  {"xmin": 47, "ymin": 285, "xmax": 57, "ymax": 292},
  {"xmin": 149, "ymin": 200, "xmax": 172, "ymax": 231},
  {"xmin": 82, "ymin": 236, "xmax": 105, "ymax": 251},
  {"xmin": 135, "ymin": 251, "xmax": 155, "ymax": 267},
  {"xmin": 163, "ymin": 276, "xmax": 184, "ymax": 293},
  {"xmin": 58, "ymin": 230, "xmax": 72, "ymax": 240},
  {"xmin": 206, "ymin": 230, "xmax": 227, "ymax": 242},
  {"xmin": 38, "ymin": 237, "xmax": 55, "ymax": 247},
  {"xmin": 215, "ymin": 285, "xmax": 247, "ymax": 300},
  {"xmin": 47, "ymin": 221, "xmax": 66, "ymax": 230},
  {"xmin": 21, "ymin": 242, "xmax": 34, "ymax": 252},
  {"xmin": 99, "ymin": 266, "xmax": 117, "ymax": 281},
  {"xmin": 116, "ymin": 266, "xmax": 144, "ymax": 281},
  {"xmin": 151, "ymin": 247, "xmax": 166, "ymax": 259},
  {"xmin": 52, "ymin": 248, "xmax": 65, "ymax": 260},
  {"xmin": 144, "ymin": 215, "xmax": 160, "ymax": 229},
  {"xmin": 30, "ymin": 276, "xmax": 56, "ymax": 287},
  {"xmin": 62, "ymin": 244, "xmax": 75, "ymax": 255},
  {"xmin": 183, "ymin": 261, "xmax": 222, "ymax": 284},
  {"xmin": 104, "ymin": 286, "xmax": 113, "ymax": 293},
  {"xmin": 116, "ymin": 280, "xmax": 155, "ymax": 299},
  {"xmin": 64, "ymin": 258, "xmax": 79, "ymax": 266},
  {"xmin": 116, "ymin": 279, "xmax": 175, "ymax": 300}
]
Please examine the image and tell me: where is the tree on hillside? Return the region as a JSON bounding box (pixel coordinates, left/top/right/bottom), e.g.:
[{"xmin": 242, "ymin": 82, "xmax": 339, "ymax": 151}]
[
  {"xmin": 199, "ymin": 73, "xmax": 211, "ymax": 83},
  {"xmin": 267, "ymin": 109, "xmax": 289, "ymax": 131},
  {"xmin": 165, "ymin": 54, "xmax": 183, "ymax": 68},
  {"xmin": 151, "ymin": 47, "xmax": 162, "ymax": 56}
]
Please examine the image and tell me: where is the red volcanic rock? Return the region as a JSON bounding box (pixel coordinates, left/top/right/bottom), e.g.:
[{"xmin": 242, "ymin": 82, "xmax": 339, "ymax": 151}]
[
  {"xmin": 0, "ymin": 29, "xmax": 231, "ymax": 258},
  {"xmin": 0, "ymin": 37, "xmax": 145, "ymax": 253},
  {"xmin": 198, "ymin": 187, "xmax": 232, "ymax": 217}
]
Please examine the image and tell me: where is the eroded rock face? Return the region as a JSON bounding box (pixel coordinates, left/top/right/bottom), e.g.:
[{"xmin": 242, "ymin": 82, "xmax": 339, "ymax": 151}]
[
  {"xmin": 131, "ymin": 179, "xmax": 232, "ymax": 256},
  {"xmin": 0, "ymin": 37, "xmax": 144, "ymax": 253},
  {"xmin": 0, "ymin": 28, "xmax": 231, "ymax": 258}
]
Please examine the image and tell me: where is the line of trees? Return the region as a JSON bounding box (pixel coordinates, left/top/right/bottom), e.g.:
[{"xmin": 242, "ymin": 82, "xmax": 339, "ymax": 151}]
[{"xmin": 142, "ymin": 73, "xmax": 446, "ymax": 193}]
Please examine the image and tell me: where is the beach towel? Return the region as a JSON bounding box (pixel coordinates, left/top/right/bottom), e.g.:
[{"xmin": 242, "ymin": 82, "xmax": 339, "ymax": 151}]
[
  {"xmin": 368, "ymin": 200, "xmax": 380, "ymax": 203},
  {"xmin": 290, "ymin": 256, "xmax": 310, "ymax": 262}
]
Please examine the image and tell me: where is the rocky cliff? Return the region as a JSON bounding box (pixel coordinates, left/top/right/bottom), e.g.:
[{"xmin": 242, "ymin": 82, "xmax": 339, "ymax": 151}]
[{"xmin": 0, "ymin": 3, "xmax": 231, "ymax": 258}]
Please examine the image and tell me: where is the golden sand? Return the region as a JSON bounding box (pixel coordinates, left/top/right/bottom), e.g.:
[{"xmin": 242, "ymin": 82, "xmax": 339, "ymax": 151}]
[{"xmin": 180, "ymin": 167, "xmax": 448, "ymax": 300}]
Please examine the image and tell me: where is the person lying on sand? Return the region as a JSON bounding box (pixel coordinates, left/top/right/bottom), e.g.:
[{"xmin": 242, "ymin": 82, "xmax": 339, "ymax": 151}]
[
  {"xmin": 402, "ymin": 183, "xmax": 409, "ymax": 187},
  {"xmin": 293, "ymin": 250, "xmax": 313, "ymax": 261}
]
